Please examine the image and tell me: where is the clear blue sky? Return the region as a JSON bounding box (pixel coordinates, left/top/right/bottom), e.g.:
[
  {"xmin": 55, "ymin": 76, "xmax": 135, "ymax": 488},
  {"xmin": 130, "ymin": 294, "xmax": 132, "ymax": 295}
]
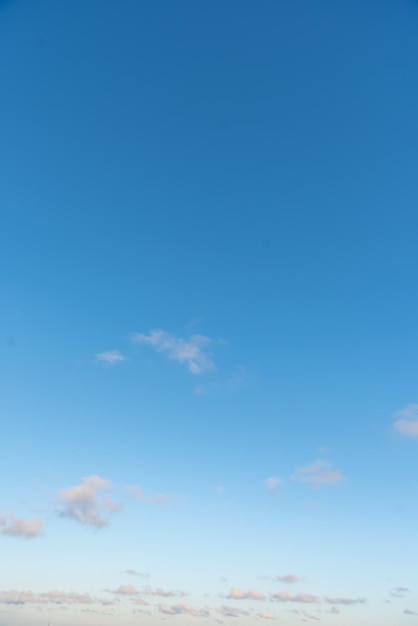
[{"xmin": 1, "ymin": 1, "xmax": 418, "ymax": 625}]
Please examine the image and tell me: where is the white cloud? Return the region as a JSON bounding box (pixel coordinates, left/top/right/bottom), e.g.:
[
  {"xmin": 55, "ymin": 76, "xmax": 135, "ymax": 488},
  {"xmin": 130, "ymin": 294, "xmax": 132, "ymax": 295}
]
[
  {"xmin": 291, "ymin": 460, "xmax": 343, "ymax": 488},
  {"xmin": 131, "ymin": 329, "xmax": 215, "ymax": 374},
  {"xmin": 0, "ymin": 515, "xmax": 44, "ymax": 538},
  {"xmin": 270, "ymin": 592, "xmax": 319, "ymax": 604},
  {"xmin": 257, "ymin": 612, "xmax": 276, "ymax": 620},
  {"xmin": 127, "ymin": 485, "xmax": 170, "ymax": 504},
  {"xmin": 96, "ymin": 350, "xmax": 127, "ymax": 365},
  {"xmin": 393, "ymin": 404, "xmax": 418, "ymax": 437},
  {"xmin": 264, "ymin": 476, "xmax": 282, "ymax": 494},
  {"xmin": 58, "ymin": 475, "xmax": 121, "ymax": 528},
  {"xmin": 225, "ymin": 588, "xmax": 265, "ymax": 601}
]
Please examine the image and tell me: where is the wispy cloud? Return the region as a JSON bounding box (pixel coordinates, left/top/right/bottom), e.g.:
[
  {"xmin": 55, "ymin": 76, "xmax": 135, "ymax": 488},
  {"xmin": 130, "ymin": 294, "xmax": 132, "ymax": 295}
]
[
  {"xmin": 291, "ymin": 460, "xmax": 343, "ymax": 488},
  {"xmin": 257, "ymin": 612, "xmax": 276, "ymax": 620},
  {"xmin": 390, "ymin": 587, "xmax": 409, "ymax": 598},
  {"xmin": 159, "ymin": 603, "xmax": 209, "ymax": 617},
  {"xmin": 131, "ymin": 329, "xmax": 215, "ymax": 374},
  {"xmin": 225, "ymin": 588, "xmax": 265, "ymax": 601},
  {"xmin": 143, "ymin": 586, "xmax": 187, "ymax": 598},
  {"xmin": 404, "ymin": 609, "xmax": 418, "ymax": 615},
  {"xmin": 58, "ymin": 475, "xmax": 121, "ymax": 528},
  {"xmin": 0, "ymin": 515, "xmax": 44, "ymax": 538},
  {"xmin": 264, "ymin": 476, "xmax": 283, "ymax": 495},
  {"xmin": 96, "ymin": 350, "xmax": 127, "ymax": 365},
  {"xmin": 260, "ymin": 574, "xmax": 302, "ymax": 584},
  {"xmin": 122, "ymin": 569, "xmax": 149, "ymax": 578},
  {"xmin": 127, "ymin": 485, "xmax": 170, "ymax": 504},
  {"xmin": 0, "ymin": 590, "xmax": 116, "ymax": 606},
  {"xmin": 218, "ymin": 605, "xmax": 250, "ymax": 618},
  {"xmin": 270, "ymin": 592, "xmax": 319, "ymax": 604},
  {"xmin": 393, "ymin": 404, "xmax": 418, "ymax": 437},
  {"xmin": 324, "ymin": 596, "xmax": 366, "ymax": 605}
]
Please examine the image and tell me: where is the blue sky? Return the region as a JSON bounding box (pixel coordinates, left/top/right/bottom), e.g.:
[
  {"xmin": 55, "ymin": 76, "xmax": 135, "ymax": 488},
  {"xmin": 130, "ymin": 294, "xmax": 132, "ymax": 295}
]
[{"xmin": 1, "ymin": 0, "xmax": 418, "ymax": 624}]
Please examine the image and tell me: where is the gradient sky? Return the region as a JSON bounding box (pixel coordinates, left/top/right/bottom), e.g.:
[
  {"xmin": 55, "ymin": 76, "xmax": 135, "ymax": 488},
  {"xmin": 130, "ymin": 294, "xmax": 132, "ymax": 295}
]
[{"xmin": 1, "ymin": 1, "xmax": 418, "ymax": 625}]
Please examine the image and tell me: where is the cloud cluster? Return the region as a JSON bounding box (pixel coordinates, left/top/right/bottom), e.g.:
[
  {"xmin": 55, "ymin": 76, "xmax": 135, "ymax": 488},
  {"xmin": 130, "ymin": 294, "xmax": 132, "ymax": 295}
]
[
  {"xmin": 0, "ymin": 590, "xmax": 116, "ymax": 606},
  {"xmin": 0, "ymin": 515, "xmax": 44, "ymax": 538},
  {"xmin": 393, "ymin": 404, "xmax": 418, "ymax": 437},
  {"xmin": 58, "ymin": 475, "xmax": 121, "ymax": 528},
  {"xmin": 132, "ymin": 329, "xmax": 215, "ymax": 374},
  {"xmin": 225, "ymin": 588, "xmax": 265, "ymax": 601},
  {"xmin": 291, "ymin": 460, "xmax": 343, "ymax": 488}
]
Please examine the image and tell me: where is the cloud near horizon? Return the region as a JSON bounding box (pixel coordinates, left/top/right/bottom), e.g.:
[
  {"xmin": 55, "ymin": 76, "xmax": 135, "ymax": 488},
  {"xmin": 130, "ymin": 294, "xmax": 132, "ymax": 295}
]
[
  {"xmin": 0, "ymin": 515, "xmax": 44, "ymax": 538},
  {"xmin": 270, "ymin": 592, "xmax": 319, "ymax": 604},
  {"xmin": 131, "ymin": 329, "xmax": 215, "ymax": 374},
  {"xmin": 393, "ymin": 404, "xmax": 418, "ymax": 437},
  {"xmin": 58, "ymin": 475, "xmax": 121, "ymax": 528},
  {"xmin": 225, "ymin": 588, "xmax": 265, "ymax": 601},
  {"xmin": 291, "ymin": 460, "xmax": 343, "ymax": 488},
  {"xmin": 159, "ymin": 603, "xmax": 209, "ymax": 617}
]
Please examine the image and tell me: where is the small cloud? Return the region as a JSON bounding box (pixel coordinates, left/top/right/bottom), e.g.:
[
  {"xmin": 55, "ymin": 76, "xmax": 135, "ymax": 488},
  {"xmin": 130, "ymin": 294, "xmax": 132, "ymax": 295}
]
[
  {"xmin": 215, "ymin": 486, "xmax": 225, "ymax": 495},
  {"xmin": 257, "ymin": 612, "xmax": 276, "ymax": 620},
  {"xmin": 324, "ymin": 596, "xmax": 366, "ymax": 605},
  {"xmin": 393, "ymin": 404, "xmax": 418, "ymax": 437},
  {"xmin": 106, "ymin": 586, "xmax": 139, "ymax": 596},
  {"xmin": 404, "ymin": 609, "xmax": 418, "ymax": 615},
  {"xmin": 122, "ymin": 569, "xmax": 149, "ymax": 578},
  {"xmin": 328, "ymin": 606, "xmax": 341, "ymax": 614},
  {"xmin": 159, "ymin": 603, "xmax": 209, "ymax": 617},
  {"xmin": 291, "ymin": 460, "xmax": 343, "ymax": 488},
  {"xmin": 127, "ymin": 485, "xmax": 170, "ymax": 504},
  {"xmin": 218, "ymin": 605, "xmax": 250, "ymax": 618},
  {"xmin": 0, "ymin": 515, "xmax": 44, "ymax": 538},
  {"xmin": 96, "ymin": 350, "xmax": 127, "ymax": 365},
  {"xmin": 270, "ymin": 592, "xmax": 319, "ymax": 604},
  {"xmin": 390, "ymin": 587, "xmax": 409, "ymax": 598},
  {"xmin": 225, "ymin": 588, "xmax": 265, "ymax": 601},
  {"xmin": 262, "ymin": 574, "xmax": 302, "ymax": 584},
  {"xmin": 131, "ymin": 329, "xmax": 215, "ymax": 374},
  {"xmin": 264, "ymin": 477, "xmax": 283, "ymax": 495},
  {"xmin": 143, "ymin": 586, "xmax": 187, "ymax": 598},
  {"xmin": 58, "ymin": 475, "xmax": 121, "ymax": 528}
]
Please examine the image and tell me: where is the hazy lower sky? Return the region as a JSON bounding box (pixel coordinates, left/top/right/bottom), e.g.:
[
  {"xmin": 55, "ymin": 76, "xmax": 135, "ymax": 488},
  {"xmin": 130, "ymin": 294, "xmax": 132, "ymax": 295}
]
[{"xmin": 1, "ymin": 1, "xmax": 418, "ymax": 625}]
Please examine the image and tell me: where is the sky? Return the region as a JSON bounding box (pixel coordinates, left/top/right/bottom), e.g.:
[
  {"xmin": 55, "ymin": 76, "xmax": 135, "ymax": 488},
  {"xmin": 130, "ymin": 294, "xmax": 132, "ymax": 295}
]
[{"xmin": 1, "ymin": 0, "xmax": 418, "ymax": 624}]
